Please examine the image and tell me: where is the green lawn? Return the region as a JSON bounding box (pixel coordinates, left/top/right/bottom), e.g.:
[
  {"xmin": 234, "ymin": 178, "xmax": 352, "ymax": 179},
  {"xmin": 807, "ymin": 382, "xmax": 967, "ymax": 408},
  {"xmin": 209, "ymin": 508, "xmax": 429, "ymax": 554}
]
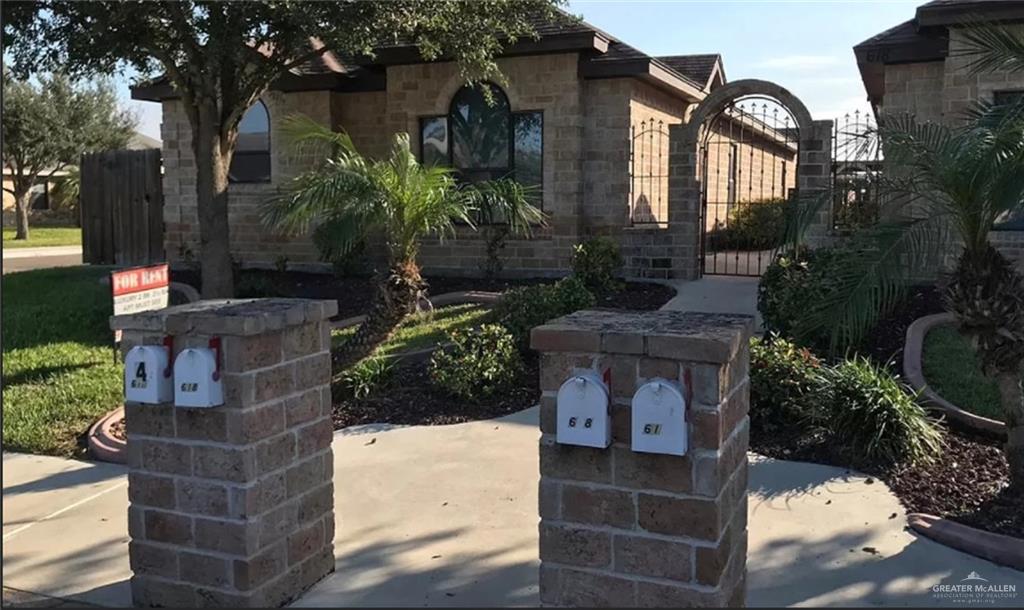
[
  {"xmin": 3, "ymin": 226, "xmax": 82, "ymax": 248},
  {"xmin": 2, "ymin": 266, "xmax": 122, "ymax": 456},
  {"xmin": 332, "ymin": 303, "xmax": 493, "ymax": 357},
  {"xmin": 921, "ymin": 325, "xmax": 1015, "ymax": 422}
]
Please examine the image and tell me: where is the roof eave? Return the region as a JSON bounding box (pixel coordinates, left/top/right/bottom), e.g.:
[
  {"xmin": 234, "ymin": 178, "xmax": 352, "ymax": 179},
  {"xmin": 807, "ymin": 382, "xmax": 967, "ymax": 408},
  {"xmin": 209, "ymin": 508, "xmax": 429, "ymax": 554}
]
[
  {"xmin": 130, "ymin": 70, "xmax": 387, "ymax": 102},
  {"xmin": 917, "ymin": 1, "xmax": 1024, "ymax": 28},
  {"xmin": 580, "ymin": 57, "xmax": 705, "ymax": 102},
  {"xmin": 360, "ymin": 31, "xmax": 609, "ymax": 66}
]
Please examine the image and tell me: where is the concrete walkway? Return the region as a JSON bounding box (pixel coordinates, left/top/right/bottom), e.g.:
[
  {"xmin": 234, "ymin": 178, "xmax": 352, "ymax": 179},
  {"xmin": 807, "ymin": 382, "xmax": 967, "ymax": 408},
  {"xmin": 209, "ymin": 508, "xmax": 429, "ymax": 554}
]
[
  {"xmin": 4, "ymin": 410, "xmax": 1023, "ymax": 607},
  {"xmin": 664, "ymin": 276, "xmax": 763, "ymax": 331}
]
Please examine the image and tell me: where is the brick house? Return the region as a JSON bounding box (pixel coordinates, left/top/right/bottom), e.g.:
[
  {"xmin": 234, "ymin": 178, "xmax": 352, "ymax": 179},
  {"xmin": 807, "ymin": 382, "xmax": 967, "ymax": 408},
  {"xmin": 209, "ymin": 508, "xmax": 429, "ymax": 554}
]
[
  {"xmin": 854, "ymin": 0, "xmax": 1024, "ymax": 267},
  {"xmin": 134, "ymin": 16, "xmax": 795, "ymax": 278}
]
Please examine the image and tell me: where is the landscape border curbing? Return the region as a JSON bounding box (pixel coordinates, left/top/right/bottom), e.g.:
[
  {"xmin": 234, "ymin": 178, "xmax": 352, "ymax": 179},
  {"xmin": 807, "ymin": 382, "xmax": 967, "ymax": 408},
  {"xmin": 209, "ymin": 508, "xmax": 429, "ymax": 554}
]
[
  {"xmin": 902, "ymin": 312, "xmax": 1006, "ymax": 438},
  {"xmin": 908, "ymin": 513, "xmax": 1024, "ymax": 571},
  {"xmin": 86, "ymin": 406, "xmax": 126, "ymax": 464}
]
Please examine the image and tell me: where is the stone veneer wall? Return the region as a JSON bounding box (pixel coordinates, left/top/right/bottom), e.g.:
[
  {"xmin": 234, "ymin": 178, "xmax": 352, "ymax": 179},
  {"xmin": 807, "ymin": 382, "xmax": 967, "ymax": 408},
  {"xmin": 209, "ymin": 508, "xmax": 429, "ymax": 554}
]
[
  {"xmin": 532, "ymin": 309, "xmax": 752, "ymax": 607},
  {"xmin": 113, "ymin": 298, "xmax": 337, "ymax": 607}
]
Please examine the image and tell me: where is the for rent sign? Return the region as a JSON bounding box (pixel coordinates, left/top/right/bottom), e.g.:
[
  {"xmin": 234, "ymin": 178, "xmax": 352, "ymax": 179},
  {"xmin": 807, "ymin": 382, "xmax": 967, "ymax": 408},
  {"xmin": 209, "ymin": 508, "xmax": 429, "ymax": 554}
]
[{"xmin": 112, "ymin": 264, "xmax": 170, "ymax": 342}]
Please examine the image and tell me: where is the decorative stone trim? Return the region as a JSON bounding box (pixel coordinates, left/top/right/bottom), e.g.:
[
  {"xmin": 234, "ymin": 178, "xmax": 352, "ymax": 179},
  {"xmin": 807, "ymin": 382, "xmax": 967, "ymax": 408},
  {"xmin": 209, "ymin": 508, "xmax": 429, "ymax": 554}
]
[
  {"xmin": 908, "ymin": 513, "xmax": 1024, "ymax": 571},
  {"xmin": 902, "ymin": 313, "xmax": 1006, "ymax": 437},
  {"xmin": 87, "ymin": 406, "xmax": 127, "ymax": 464}
]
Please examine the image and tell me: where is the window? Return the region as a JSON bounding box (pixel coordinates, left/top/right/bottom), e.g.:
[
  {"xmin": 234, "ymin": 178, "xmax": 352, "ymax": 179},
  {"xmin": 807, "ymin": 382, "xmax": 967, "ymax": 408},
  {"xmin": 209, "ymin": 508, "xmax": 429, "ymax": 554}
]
[
  {"xmin": 993, "ymin": 90, "xmax": 1024, "ymax": 106},
  {"xmin": 229, "ymin": 100, "xmax": 271, "ymax": 183},
  {"xmin": 992, "ymin": 91, "xmax": 1024, "ymax": 230},
  {"xmin": 419, "ymin": 82, "xmax": 544, "ymax": 207},
  {"xmin": 513, "ymin": 111, "xmax": 543, "ymax": 201}
]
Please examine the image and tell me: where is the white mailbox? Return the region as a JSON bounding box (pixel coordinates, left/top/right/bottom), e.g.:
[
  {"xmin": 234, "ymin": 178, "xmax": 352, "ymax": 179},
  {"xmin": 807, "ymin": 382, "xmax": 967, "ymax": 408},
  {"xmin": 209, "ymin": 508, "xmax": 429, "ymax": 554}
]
[
  {"xmin": 173, "ymin": 348, "xmax": 224, "ymax": 408},
  {"xmin": 556, "ymin": 373, "xmax": 611, "ymax": 449},
  {"xmin": 124, "ymin": 345, "xmax": 173, "ymax": 404},
  {"xmin": 631, "ymin": 378, "xmax": 687, "ymax": 456}
]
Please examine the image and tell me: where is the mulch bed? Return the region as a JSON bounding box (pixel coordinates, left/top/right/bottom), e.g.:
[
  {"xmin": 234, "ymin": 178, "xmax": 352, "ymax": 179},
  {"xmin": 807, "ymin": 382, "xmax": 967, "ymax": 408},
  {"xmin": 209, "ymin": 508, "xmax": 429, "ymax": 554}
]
[
  {"xmin": 855, "ymin": 284, "xmax": 945, "ymax": 372},
  {"xmin": 754, "ymin": 283, "xmax": 1021, "ymax": 540},
  {"xmin": 333, "ymin": 355, "xmax": 540, "ymax": 429},
  {"xmin": 171, "ymin": 269, "xmax": 674, "ymax": 319},
  {"xmin": 331, "ymin": 280, "xmax": 675, "ymax": 428},
  {"xmin": 750, "ymin": 423, "xmax": 1020, "ymax": 539}
]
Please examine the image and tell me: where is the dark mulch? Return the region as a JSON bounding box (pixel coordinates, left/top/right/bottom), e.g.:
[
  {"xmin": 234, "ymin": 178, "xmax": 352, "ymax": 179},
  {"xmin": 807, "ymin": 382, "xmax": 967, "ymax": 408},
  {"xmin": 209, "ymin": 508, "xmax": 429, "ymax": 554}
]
[
  {"xmin": 330, "ymin": 280, "xmax": 675, "ymax": 428},
  {"xmin": 110, "ymin": 417, "xmax": 126, "ymax": 442},
  {"xmin": 855, "ymin": 284, "xmax": 945, "ymax": 372},
  {"xmin": 753, "ymin": 283, "xmax": 1021, "ymax": 540},
  {"xmin": 333, "ymin": 355, "xmax": 540, "ymax": 428},
  {"xmin": 750, "ymin": 423, "xmax": 1020, "ymax": 539},
  {"xmin": 172, "ymin": 269, "xmax": 674, "ymax": 319}
]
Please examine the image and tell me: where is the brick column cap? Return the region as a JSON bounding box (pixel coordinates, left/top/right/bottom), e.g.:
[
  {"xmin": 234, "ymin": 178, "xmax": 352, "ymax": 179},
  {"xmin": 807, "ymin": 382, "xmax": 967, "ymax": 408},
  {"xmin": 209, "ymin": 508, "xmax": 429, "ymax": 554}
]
[
  {"xmin": 531, "ymin": 309, "xmax": 753, "ymax": 364},
  {"xmin": 111, "ymin": 298, "xmax": 338, "ymax": 336}
]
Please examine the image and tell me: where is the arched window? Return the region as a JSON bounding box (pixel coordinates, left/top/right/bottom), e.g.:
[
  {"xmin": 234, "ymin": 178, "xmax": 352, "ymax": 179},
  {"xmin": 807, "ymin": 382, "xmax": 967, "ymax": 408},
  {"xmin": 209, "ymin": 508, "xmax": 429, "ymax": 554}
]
[
  {"xmin": 229, "ymin": 100, "xmax": 271, "ymax": 183},
  {"xmin": 419, "ymin": 83, "xmax": 543, "ymax": 206}
]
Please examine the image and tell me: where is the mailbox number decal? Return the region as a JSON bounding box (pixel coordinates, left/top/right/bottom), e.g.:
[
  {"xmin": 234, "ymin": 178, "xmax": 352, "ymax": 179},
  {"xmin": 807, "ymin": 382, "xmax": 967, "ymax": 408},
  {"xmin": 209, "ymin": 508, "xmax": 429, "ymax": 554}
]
[
  {"xmin": 568, "ymin": 417, "xmax": 594, "ymax": 429},
  {"xmin": 180, "ymin": 382, "xmax": 199, "ymax": 393},
  {"xmin": 642, "ymin": 423, "xmax": 662, "ymax": 435},
  {"xmin": 130, "ymin": 362, "xmax": 148, "ymax": 388}
]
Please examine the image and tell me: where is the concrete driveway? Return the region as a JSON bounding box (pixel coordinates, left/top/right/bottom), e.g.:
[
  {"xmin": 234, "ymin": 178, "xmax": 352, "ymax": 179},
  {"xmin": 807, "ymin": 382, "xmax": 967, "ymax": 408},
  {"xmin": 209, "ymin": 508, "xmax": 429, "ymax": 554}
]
[
  {"xmin": 2, "ymin": 246, "xmax": 83, "ymax": 274},
  {"xmin": 4, "ymin": 408, "xmax": 1022, "ymax": 608}
]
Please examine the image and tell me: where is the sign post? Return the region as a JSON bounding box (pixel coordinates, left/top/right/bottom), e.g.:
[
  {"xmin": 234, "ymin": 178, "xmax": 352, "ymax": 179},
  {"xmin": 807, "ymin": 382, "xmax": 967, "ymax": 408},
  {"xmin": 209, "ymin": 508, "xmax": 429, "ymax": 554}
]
[{"xmin": 111, "ymin": 264, "xmax": 170, "ymax": 357}]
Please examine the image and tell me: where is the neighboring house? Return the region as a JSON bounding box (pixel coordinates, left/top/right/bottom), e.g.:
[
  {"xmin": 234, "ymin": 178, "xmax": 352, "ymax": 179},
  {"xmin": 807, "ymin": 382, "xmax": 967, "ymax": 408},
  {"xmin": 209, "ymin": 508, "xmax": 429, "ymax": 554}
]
[
  {"xmin": 855, "ymin": 0, "xmax": 1024, "ymax": 268},
  {"xmin": 2, "ymin": 168, "xmax": 71, "ymax": 225},
  {"xmin": 134, "ymin": 15, "xmax": 795, "ymax": 277}
]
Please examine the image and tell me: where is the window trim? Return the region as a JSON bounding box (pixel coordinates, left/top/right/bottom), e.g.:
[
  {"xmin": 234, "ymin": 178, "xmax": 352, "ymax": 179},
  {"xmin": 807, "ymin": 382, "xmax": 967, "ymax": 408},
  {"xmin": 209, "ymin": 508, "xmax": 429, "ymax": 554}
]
[{"xmin": 229, "ymin": 99, "xmax": 272, "ymax": 184}]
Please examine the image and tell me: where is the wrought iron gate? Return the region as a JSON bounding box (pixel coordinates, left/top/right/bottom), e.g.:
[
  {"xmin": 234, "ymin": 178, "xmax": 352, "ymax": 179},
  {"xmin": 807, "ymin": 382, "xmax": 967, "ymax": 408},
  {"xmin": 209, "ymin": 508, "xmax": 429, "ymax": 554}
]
[
  {"xmin": 699, "ymin": 96, "xmax": 800, "ymax": 277},
  {"xmin": 831, "ymin": 110, "xmax": 882, "ymax": 234}
]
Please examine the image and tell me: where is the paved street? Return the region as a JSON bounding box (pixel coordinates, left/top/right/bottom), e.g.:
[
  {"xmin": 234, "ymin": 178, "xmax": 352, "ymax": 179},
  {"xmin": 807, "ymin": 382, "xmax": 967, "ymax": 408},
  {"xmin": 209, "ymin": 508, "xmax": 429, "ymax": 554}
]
[{"xmin": 2, "ymin": 246, "xmax": 84, "ymax": 274}]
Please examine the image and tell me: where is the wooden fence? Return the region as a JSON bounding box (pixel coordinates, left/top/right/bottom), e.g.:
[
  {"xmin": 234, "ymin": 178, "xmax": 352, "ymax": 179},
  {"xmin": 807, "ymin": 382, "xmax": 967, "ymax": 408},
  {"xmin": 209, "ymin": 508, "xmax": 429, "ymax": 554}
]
[{"xmin": 80, "ymin": 148, "xmax": 164, "ymax": 266}]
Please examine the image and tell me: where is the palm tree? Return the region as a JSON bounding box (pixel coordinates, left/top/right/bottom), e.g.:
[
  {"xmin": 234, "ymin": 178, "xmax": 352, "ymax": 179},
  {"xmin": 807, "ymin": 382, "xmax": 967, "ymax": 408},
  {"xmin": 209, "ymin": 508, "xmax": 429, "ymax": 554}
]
[
  {"xmin": 788, "ymin": 22, "xmax": 1024, "ymax": 492},
  {"xmin": 263, "ymin": 115, "xmax": 542, "ymax": 370}
]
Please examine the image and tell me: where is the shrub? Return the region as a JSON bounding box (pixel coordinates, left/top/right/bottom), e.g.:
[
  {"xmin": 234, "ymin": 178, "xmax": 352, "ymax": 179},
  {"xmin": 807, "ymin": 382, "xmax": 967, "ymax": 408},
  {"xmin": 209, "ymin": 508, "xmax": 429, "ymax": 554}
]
[
  {"xmin": 820, "ymin": 356, "xmax": 943, "ymax": 467},
  {"xmin": 429, "ymin": 324, "xmax": 522, "ymax": 400},
  {"xmin": 342, "ymin": 356, "xmax": 394, "ymax": 399},
  {"xmin": 758, "ymin": 247, "xmax": 847, "ymax": 351},
  {"xmin": 571, "ymin": 237, "xmax": 623, "ymax": 293},
  {"xmin": 236, "ymin": 272, "xmax": 280, "ymax": 298},
  {"xmin": 709, "ymin": 198, "xmax": 787, "ymax": 251},
  {"xmin": 495, "ymin": 277, "xmax": 596, "ymax": 348},
  {"xmin": 749, "ymin": 335, "xmax": 824, "ymax": 433}
]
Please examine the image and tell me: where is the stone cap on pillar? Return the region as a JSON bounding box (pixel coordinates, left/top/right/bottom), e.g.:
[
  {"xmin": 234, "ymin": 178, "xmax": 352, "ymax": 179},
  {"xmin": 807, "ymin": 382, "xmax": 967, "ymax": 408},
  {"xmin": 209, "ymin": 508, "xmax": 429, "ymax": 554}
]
[
  {"xmin": 531, "ymin": 309, "xmax": 754, "ymax": 364},
  {"xmin": 110, "ymin": 298, "xmax": 338, "ymax": 336}
]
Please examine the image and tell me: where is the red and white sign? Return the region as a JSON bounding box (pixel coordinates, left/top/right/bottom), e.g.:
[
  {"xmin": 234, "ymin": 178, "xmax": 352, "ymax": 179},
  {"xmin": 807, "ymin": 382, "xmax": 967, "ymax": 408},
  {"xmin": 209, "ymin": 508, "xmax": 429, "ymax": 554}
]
[{"xmin": 112, "ymin": 264, "xmax": 170, "ymax": 341}]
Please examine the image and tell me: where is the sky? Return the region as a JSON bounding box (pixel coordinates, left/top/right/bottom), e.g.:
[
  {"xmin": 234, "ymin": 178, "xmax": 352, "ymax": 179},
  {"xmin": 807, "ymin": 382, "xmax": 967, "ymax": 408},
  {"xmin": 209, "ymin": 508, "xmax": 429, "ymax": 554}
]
[{"xmin": 122, "ymin": 0, "xmax": 924, "ymax": 141}]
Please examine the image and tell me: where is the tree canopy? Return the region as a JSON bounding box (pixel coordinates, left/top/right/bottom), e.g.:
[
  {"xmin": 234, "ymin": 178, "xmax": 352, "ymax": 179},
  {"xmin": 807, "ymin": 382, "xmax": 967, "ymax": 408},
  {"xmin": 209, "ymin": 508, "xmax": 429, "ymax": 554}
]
[
  {"xmin": 2, "ymin": 0, "xmax": 567, "ymax": 295},
  {"xmin": 2, "ymin": 72, "xmax": 136, "ymax": 237}
]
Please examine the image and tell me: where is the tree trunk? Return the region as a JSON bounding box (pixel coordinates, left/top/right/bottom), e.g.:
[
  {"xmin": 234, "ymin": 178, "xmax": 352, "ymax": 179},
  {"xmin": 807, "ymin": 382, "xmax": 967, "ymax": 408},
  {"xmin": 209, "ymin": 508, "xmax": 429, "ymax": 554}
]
[
  {"xmin": 193, "ymin": 101, "xmax": 235, "ymax": 298},
  {"xmin": 996, "ymin": 369, "xmax": 1024, "ymax": 495},
  {"xmin": 333, "ymin": 261, "xmax": 424, "ymax": 372},
  {"xmin": 13, "ymin": 185, "xmax": 31, "ymax": 240}
]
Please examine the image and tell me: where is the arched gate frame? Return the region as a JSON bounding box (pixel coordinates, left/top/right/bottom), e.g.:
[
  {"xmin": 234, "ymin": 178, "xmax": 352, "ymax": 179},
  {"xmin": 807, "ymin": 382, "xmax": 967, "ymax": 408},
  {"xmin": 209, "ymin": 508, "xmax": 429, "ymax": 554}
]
[{"xmin": 662, "ymin": 80, "xmax": 833, "ymax": 280}]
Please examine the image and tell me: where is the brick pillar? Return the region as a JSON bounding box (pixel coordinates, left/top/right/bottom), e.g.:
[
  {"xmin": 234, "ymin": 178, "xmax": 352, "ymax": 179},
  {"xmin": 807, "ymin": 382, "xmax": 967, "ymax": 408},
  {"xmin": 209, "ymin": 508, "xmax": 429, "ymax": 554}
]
[
  {"xmin": 111, "ymin": 298, "xmax": 337, "ymax": 607},
  {"xmin": 531, "ymin": 310, "xmax": 752, "ymax": 607}
]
